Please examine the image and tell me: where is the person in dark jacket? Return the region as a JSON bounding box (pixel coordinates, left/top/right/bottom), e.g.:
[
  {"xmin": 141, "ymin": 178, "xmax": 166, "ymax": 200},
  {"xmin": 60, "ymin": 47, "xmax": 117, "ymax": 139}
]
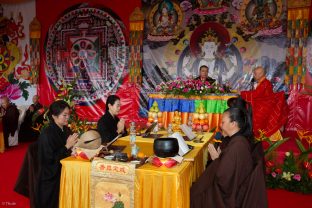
[
  {"xmin": 0, "ymin": 96, "xmax": 20, "ymax": 148},
  {"xmin": 19, "ymin": 95, "xmax": 43, "ymax": 142},
  {"xmin": 36, "ymin": 100, "xmax": 78, "ymax": 208},
  {"xmin": 191, "ymin": 105, "xmax": 267, "ymax": 208},
  {"xmin": 97, "ymin": 95, "xmax": 127, "ymax": 144},
  {"xmin": 194, "ymin": 65, "xmax": 216, "ymax": 85}
]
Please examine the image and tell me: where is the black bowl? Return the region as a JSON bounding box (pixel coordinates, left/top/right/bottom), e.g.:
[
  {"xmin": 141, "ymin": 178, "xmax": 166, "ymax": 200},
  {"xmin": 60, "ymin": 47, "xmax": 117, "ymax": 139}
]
[{"xmin": 153, "ymin": 138, "xmax": 179, "ymax": 158}]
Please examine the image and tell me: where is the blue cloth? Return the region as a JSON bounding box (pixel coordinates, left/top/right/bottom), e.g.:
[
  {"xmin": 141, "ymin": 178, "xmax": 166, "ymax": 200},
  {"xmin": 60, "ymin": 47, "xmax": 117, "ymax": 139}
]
[
  {"xmin": 148, "ymin": 98, "xmax": 194, "ymax": 112},
  {"xmin": 148, "ymin": 97, "xmax": 229, "ymax": 113}
]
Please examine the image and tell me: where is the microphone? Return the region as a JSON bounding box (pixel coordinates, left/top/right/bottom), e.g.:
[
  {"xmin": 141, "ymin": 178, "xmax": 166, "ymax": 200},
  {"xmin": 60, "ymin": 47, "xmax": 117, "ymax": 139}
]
[
  {"xmin": 250, "ymin": 78, "xmax": 255, "ymax": 90},
  {"xmin": 213, "ymin": 131, "xmax": 223, "ymax": 149},
  {"xmin": 214, "ymin": 131, "xmax": 223, "ymax": 140},
  {"xmin": 214, "ymin": 131, "xmax": 232, "ymax": 150}
]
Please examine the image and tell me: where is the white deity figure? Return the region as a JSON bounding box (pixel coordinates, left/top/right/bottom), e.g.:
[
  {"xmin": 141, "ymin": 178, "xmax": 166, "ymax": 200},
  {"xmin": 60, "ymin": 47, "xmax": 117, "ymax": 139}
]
[
  {"xmin": 182, "ymin": 51, "xmax": 194, "ymax": 78},
  {"xmin": 196, "ymin": 31, "xmax": 238, "ymax": 84}
]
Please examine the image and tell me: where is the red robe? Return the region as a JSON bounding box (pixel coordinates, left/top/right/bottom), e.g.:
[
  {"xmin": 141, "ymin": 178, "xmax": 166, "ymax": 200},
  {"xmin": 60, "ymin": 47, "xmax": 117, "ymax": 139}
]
[{"xmin": 241, "ymin": 78, "xmax": 288, "ymax": 137}]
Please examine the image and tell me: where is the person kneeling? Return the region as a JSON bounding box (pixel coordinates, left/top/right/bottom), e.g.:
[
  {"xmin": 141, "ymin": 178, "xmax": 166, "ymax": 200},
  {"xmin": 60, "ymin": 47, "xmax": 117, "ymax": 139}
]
[{"xmin": 190, "ymin": 105, "xmax": 267, "ymax": 208}]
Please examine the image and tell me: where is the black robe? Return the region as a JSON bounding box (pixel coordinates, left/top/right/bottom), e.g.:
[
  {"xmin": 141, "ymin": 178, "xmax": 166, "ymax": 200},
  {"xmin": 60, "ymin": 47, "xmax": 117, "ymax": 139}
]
[
  {"xmin": 36, "ymin": 122, "xmax": 72, "ymax": 208},
  {"xmin": 191, "ymin": 133, "xmax": 268, "ymax": 208},
  {"xmin": 19, "ymin": 102, "xmax": 43, "ymax": 142},
  {"xmin": 14, "ymin": 142, "xmax": 39, "ymax": 208},
  {"xmin": 97, "ymin": 112, "xmax": 127, "ymax": 144},
  {"xmin": 1, "ymin": 104, "xmax": 20, "ymax": 147}
]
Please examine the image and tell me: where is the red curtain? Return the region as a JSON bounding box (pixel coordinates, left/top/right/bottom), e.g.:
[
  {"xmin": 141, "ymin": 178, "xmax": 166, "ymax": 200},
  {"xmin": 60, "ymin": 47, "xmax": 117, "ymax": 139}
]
[{"xmin": 285, "ymin": 91, "xmax": 312, "ymax": 131}]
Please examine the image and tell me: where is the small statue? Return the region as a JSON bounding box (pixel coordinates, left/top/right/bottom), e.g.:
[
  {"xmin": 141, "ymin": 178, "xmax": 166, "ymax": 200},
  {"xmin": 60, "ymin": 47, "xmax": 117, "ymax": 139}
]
[{"xmin": 172, "ymin": 111, "xmax": 182, "ymax": 132}]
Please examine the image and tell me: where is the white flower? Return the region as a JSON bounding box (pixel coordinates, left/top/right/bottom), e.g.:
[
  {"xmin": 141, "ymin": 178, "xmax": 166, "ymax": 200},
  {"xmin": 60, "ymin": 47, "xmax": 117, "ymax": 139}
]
[
  {"xmin": 285, "ymin": 152, "xmax": 290, "ymax": 157},
  {"xmin": 282, "ymin": 172, "xmax": 294, "ymax": 181}
]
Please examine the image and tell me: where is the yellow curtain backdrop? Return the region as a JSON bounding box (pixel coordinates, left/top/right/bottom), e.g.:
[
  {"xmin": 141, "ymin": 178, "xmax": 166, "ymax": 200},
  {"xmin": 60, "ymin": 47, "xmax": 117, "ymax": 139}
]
[
  {"xmin": 129, "ymin": 7, "xmax": 144, "ymax": 84},
  {"xmin": 286, "ymin": 1, "xmax": 311, "ymax": 90},
  {"xmin": 29, "ymin": 17, "xmax": 41, "ymax": 84}
]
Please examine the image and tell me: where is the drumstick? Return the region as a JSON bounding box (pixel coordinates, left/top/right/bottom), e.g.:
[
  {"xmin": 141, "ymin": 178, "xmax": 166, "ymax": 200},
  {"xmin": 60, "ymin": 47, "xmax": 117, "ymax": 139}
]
[{"xmin": 105, "ymin": 134, "xmax": 122, "ymax": 147}]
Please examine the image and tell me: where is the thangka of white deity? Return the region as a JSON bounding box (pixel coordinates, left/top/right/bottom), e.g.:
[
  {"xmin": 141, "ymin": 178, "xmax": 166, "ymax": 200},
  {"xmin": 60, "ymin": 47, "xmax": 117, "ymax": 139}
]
[{"xmin": 178, "ymin": 22, "xmax": 243, "ymax": 87}]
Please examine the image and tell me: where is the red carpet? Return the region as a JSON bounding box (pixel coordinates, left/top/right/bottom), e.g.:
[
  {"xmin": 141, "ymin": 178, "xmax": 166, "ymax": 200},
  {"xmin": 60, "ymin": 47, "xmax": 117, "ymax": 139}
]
[
  {"xmin": 267, "ymin": 189, "xmax": 311, "ymax": 208},
  {"xmin": 0, "ymin": 141, "xmax": 311, "ymax": 208},
  {"xmin": 0, "ymin": 142, "xmax": 30, "ymax": 208}
]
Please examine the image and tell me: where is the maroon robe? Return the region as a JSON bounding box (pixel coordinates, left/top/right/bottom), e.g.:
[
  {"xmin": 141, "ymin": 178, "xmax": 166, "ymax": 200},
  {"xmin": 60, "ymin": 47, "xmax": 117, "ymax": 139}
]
[
  {"xmin": 241, "ymin": 78, "xmax": 288, "ymax": 137},
  {"xmin": 1, "ymin": 104, "xmax": 19, "ymax": 147},
  {"xmin": 190, "ymin": 134, "xmax": 268, "ymax": 208}
]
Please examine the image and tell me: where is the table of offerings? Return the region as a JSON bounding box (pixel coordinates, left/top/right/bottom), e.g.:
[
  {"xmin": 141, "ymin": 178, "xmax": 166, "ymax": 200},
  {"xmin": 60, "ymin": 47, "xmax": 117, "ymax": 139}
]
[{"xmin": 59, "ymin": 132, "xmax": 213, "ymax": 208}]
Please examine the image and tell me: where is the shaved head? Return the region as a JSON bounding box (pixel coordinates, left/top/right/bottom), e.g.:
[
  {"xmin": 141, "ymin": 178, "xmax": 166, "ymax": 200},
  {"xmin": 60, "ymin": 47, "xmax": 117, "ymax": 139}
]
[
  {"xmin": 253, "ymin": 66, "xmax": 266, "ymax": 82},
  {"xmin": 1, "ymin": 96, "xmax": 10, "ymax": 109}
]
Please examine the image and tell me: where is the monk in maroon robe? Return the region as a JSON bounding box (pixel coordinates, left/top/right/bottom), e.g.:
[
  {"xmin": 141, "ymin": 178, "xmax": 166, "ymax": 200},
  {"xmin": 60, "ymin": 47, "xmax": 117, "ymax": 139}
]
[
  {"xmin": 241, "ymin": 66, "xmax": 288, "ymax": 138},
  {"xmin": 0, "ymin": 96, "xmax": 20, "ymax": 148}
]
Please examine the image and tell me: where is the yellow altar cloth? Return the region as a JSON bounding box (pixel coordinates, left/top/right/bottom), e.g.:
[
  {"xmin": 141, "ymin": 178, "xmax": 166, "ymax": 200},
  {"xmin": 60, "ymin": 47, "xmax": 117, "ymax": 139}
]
[
  {"xmin": 59, "ymin": 133, "xmax": 212, "ymax": 208},
  {"xmin": 59, "ymin": 157, "xmax": 91, "ymax": 208}
]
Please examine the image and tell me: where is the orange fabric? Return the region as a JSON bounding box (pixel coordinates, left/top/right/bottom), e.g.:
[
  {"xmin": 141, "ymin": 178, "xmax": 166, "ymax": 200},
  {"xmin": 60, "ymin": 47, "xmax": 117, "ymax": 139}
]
[
  {"xmin": 241, "ymin": 79, "xmax": 288, "ymax": 137},
  {"xmin": 181, "ymin": 112, "xmax": 189, "ymax": 125},
  {"xmin": 206, "ymin": 113, "xmax": 222, "ymax": 131},
  {"xmin": 161, "ymin": 111, "xmax": 222, "ymax": 131}
]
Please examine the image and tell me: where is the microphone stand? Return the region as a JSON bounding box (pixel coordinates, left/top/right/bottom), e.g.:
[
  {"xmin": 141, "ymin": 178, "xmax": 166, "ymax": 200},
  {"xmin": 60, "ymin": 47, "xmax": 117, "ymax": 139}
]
[{"xmin": 250, "ymin": 78, "xmax": 255, "ymax": 90}]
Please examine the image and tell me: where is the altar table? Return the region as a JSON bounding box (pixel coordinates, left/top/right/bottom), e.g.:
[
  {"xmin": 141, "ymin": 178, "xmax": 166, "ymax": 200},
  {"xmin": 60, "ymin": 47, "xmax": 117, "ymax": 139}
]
[
  {"xmin": 59, "ymin": 133, "xmax": 213, "ymax": 208},
  {"xmin": 148, "ymin": 94, "xmax": 237, "ymax": 130}
]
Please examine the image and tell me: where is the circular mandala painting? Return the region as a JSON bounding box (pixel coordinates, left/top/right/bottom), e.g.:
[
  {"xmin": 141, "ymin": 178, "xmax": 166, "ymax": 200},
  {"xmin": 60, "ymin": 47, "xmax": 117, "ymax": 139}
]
[{"xmin": 45, "ymin": 5, "xmax": 127, "ymax": 103}]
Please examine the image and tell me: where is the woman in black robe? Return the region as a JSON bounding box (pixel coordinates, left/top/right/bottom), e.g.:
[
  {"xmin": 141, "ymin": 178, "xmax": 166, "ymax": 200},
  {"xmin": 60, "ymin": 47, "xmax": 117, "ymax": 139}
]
[
  {"xmin": 36, "ymin": 100, "xmax": 78, "ymax": 208},
  {"xmin": 97, "ymin": 95, "xmax": 127, "ymax": 144},
  {"xmin": 191, "ymin": 105, "xmax": 268, "ymax": 207}
]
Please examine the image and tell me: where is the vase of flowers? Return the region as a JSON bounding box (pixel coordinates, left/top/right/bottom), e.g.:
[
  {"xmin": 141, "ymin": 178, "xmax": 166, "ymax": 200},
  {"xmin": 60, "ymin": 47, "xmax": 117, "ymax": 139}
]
[
  {"xmin": 261, "ymin": 130, "xmax": 312, "ymax": 194},
  {"xmin": 155, "ymin": 78, "xmax": 230, "ymax": 97},
  {"xmin": 32, "ymin": 80, "xmax": 94, "ymax": 134}
]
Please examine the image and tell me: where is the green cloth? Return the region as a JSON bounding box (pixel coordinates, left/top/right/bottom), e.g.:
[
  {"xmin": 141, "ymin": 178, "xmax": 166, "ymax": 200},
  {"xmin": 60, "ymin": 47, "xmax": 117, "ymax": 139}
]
[{"xmin": 194, "ymin": 99, "xmax": 228, "ymax": 114}]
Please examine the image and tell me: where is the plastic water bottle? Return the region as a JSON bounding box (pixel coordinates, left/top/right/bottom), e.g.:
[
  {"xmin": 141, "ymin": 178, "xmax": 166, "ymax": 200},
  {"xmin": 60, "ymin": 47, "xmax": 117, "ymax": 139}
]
[
  {"xmin": 167, "ymin": 123, "xmax": 173, "ymax": 135},
  {"xmin": 131, "ymin": 144, "xmax": 139, "ymax": 159},
  {"xmin": 153, "ymin": 115, "xmax": 159, "ymax": 133},
  {"xmin": 130, "ymin": 121, "xmax": 136, "ymax": 145}
]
